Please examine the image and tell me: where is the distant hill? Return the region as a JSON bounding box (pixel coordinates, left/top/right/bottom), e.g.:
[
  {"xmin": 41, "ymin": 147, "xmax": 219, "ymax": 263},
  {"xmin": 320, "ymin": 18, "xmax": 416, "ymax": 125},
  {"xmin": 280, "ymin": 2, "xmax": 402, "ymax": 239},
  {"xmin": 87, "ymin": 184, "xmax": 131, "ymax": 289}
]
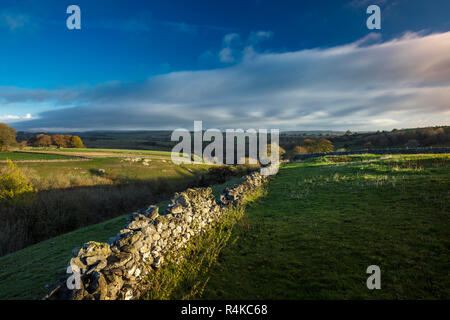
[
  {"xmin": 329, "ymin": 126, "xmax": 450, "ymax": 150},
  {"xmin": 15, "ymin": 126, "xmax": 450, "ymax": 152}
]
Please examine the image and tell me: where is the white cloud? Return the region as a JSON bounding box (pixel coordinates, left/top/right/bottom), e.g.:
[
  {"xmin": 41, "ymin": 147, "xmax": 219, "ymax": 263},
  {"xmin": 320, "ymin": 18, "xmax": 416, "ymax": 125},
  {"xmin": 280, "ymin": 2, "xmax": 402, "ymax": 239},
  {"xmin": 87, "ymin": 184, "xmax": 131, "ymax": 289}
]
[
  {"xmin": 219, "ymin": 47, "xmax": 235, "ymax": 63},
  {"xmin": 6, "ymin": 31, "xmax": 450, "ymax": 132},
  {"xmin": 0, "ymin": 113, "xmax": 34, "ymax": 123},
  {"xmin": 248, "ymin": 30, "xmax": 274, "ymax": 44},
  {"xmin": 222, "ymin": 33, "xmax": 240, "ymax": 45},
  {"xmin": 217, "ymin": 30, "xmax": 274, "ymax": 64},
  {"xmin": 0, "ymin": 11, "xmax": 36, "ymax": 31}
]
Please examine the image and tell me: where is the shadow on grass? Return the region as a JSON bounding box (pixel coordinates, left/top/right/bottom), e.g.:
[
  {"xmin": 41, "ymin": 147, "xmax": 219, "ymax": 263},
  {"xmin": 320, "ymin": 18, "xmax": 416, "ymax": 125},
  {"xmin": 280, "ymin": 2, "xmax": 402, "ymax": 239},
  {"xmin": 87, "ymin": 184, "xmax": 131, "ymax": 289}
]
[
  {"xmin": 0, "ymin": 174, "xmax": 206, "ymax": 257},
  {"xmin": 0, "ymin": 175, "xmax": 245, "ymax": 300}
]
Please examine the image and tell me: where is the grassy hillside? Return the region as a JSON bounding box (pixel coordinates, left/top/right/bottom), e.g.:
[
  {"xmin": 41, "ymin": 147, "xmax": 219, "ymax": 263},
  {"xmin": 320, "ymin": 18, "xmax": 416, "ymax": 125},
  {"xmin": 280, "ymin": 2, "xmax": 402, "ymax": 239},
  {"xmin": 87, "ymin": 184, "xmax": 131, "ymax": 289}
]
[
  {"xmin": 0, "ymin": 178, "xmax": 242, "ymax": 300},
  {"xmin": 0, "ymin": 148, "xmax": 212, "ymax": 256},
  {"xmin": 8, "ymin": 157, "xmax": 205, "ymax": 189},
  {"xmin": 0, "ymin": 213, "xmax": 129, "ymax": 300},
  {"xmin": 203, "ymin": 154, "xmax": 450, "ymax": 299},
  {"xmin": 330, "ymin": 126, "xmax": 450, "ymax": 150},
  {"xmin": 1, "ymin": 152, "xmax": 448, "ymax": 300}
]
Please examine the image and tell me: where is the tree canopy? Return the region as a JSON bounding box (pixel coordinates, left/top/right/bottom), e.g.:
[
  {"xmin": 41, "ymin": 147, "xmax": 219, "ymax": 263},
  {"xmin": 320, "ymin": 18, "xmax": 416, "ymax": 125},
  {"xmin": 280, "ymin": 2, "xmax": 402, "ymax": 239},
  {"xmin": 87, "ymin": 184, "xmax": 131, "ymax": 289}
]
[
  {"xmin": 28, "ymin": 134, "xmax": 85, "ymax": 148},
  {"xmin": 0, "ymin": 123, "xmax": 17, "ymax": 151},
  {"xmin": 295, "ymin": 138, "xmax": 334, "ymax": 154},
  {"xmin": 70, "ymin": 136, "xmax": 84, "ymax": 148}
]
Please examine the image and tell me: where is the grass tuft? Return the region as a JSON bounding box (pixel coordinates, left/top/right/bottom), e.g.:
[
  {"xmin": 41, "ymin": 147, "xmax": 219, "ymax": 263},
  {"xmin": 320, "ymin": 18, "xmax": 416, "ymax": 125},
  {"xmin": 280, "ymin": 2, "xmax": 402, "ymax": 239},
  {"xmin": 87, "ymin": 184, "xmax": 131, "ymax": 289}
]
[{"xmin": 142, "ymin": 187, "xmax": 267, "ymax": 300}]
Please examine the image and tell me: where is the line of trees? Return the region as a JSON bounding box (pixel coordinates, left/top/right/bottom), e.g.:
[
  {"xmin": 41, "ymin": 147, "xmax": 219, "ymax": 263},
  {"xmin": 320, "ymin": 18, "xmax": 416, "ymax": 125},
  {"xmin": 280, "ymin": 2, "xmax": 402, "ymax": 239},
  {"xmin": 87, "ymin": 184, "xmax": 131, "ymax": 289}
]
[
  {"xmin": 27, "ymin": 134, "xmax": 84, "ymax": 148},
  {"xmin": 332, "ymin": 126, "xmax": 450, "ymax": 149},
  {"xmin": 0, "ymin": 123, "xmax": 85, "ymax": 151}
]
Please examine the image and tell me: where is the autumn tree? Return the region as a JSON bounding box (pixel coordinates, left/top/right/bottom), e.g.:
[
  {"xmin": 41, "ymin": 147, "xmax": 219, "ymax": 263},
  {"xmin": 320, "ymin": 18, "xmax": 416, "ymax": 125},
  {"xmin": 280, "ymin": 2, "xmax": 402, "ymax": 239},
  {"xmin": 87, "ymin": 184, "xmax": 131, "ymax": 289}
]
[
  {"xmin": 300, "ymin": 138, "xmax": 334, "ymax": 153},
  {"xmin": 18, "ymin": 141, "xmax": 28, "ymax": 149},
  {"xmin": 316, "ymin": 138, "xmax": 334, "ymax": 153},
  {"xmin": 0, "ymin": 123, "xmax": 16, "ymax": 151},
  {"xmin": 0, "ymin": 159, "xmax": 34, "ymax": 204},
  {"xmin": 52, "ymin": 135, "xmax": 68, "ymax": 148},
  {"xmin": 69, "ymin": 136, "xmax": 84, "ymax": 148},
  {"xmin": 63, "ymin": 135, "xmax": 72, "ymax": 146},
  {"xmin": 30, "ymin": 134, "xmax": 52, "ymax": 147}
]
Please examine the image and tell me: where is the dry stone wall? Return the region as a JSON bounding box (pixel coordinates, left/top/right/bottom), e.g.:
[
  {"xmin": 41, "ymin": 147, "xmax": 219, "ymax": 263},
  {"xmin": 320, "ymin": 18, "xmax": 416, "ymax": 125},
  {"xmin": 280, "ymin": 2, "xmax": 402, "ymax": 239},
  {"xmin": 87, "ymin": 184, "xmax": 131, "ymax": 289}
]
[{"xmin": 45, "ymin": 172, "xmax": 268, "ymax": 300}]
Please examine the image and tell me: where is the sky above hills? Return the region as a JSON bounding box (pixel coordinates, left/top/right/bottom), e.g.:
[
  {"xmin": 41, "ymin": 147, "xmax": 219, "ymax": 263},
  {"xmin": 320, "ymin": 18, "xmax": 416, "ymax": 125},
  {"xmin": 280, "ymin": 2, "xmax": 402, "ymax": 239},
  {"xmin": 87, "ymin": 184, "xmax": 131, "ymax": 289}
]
[{"xmin": 1, "ymin": 0, "xmax": 449, "ymax": 131}]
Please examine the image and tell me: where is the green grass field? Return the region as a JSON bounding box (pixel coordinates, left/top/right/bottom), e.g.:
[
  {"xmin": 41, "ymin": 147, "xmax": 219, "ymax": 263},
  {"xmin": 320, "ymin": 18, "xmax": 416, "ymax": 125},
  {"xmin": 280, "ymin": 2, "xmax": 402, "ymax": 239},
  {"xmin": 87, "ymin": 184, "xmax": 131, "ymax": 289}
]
[
  {"xmin": 12, "ymin": 157, "xmax": 208, "ymax": 188},
  {"xmin": 20, "ymin": 147, "xmax": 173, "ymax": 158},
  {"xmin": 0, "ymin": 147, "xmax": 217, "ymax": 258},
  {"xmin": 0, "ymin": 178, "xmax": 242, "ymax": 300},
  {"xmin": 0, "ymin": 151, "xmax": 78, "ymax": 161},
  {"xmin": 1, "ymin": 153, "xmax": 448, "ymax": 300},
  {"xmin": 1, "ymin": 149, "xmax": 208, "ymax": 191},
  {"xmin": 203, "ymin": 154, "xmax": 450, "ymax": 299}
]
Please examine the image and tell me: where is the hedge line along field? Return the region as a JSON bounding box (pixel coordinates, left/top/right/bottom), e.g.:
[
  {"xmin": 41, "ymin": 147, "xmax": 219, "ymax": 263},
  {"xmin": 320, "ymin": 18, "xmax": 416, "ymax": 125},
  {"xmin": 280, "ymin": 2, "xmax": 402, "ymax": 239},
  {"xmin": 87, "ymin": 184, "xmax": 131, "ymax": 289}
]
[{"xmin": 203, "ymin": 154, "xmax": 450, "ymax": 299}]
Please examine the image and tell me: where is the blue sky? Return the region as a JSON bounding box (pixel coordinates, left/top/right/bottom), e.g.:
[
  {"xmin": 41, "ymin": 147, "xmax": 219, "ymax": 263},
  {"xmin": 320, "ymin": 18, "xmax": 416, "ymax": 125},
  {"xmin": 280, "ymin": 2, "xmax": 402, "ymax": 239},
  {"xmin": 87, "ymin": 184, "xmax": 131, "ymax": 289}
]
[{"xmin": 1, "ymin": 0, "xmax": 449, "ymax": 131}]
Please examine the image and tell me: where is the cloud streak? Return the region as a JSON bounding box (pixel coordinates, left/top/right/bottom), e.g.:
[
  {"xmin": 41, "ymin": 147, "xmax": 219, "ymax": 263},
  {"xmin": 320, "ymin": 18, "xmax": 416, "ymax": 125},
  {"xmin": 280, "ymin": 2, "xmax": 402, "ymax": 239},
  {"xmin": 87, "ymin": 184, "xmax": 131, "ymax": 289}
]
[
  {"xmin": 0, "ymin": 113, "xmax": 34, "ymax": 123},
  {"xmin": 0, "ymin": 10, "xmax": 37, "ymax": 31},
  {"xmin": 218, "ymin": 30, "xmax": 274, "ymax": 63},
  {"xmin": 6, "ymin": 31, "xmax": 450, "ymax": 132}
]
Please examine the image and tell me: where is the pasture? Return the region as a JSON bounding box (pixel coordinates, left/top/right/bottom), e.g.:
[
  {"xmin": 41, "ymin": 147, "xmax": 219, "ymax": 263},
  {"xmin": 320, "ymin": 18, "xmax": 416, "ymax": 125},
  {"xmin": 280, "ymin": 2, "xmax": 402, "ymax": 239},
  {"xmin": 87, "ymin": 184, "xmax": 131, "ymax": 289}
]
[
  {"xmin": 19, "ymin": 147, "xmax": 174, "ymax": 159},
  {"xmin": 203, "ymin": 154, "xmax": 450, "ymax": 299},
  {"xmin": 0, "ymin": 151, "xmax": 448, "ymax": 300},
  {"xmin": 0, "ymin": 151, "xmax": 78, "ymax": 161},
  {"xmin": 0, "ymin": 148, "xmax": 213, "ymax": 257},
  {"xmin": 0, "ymin": 178, "xmax": 242, "ymax": 300}
]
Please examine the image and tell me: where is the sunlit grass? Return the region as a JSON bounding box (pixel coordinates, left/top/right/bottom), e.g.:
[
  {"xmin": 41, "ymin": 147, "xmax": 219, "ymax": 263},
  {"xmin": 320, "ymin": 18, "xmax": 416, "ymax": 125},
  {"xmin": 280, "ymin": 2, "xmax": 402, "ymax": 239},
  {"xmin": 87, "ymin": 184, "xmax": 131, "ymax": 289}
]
[
  {"xmin": 0, "ymin": 151, "xmax": 77, "ymax": 161},
  {"xmin": 202, "ymin": 154, "xmax": 450, "ymax": 299},
  {"xmin": 142, "ymin": 187, "xmax": 267, "ymax": 300},
  {"xmin": 0, "ymin": 178, "xmax": 243, "ymax": 300}
]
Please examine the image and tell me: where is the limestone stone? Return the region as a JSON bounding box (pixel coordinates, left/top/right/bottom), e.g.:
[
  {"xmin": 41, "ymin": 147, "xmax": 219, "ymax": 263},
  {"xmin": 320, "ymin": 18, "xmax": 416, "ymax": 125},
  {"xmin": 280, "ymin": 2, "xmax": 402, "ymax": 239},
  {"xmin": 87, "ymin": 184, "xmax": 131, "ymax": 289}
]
[{"xmin": 45, "ymin": 172, "xmax": 268, "ymax": 300}]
